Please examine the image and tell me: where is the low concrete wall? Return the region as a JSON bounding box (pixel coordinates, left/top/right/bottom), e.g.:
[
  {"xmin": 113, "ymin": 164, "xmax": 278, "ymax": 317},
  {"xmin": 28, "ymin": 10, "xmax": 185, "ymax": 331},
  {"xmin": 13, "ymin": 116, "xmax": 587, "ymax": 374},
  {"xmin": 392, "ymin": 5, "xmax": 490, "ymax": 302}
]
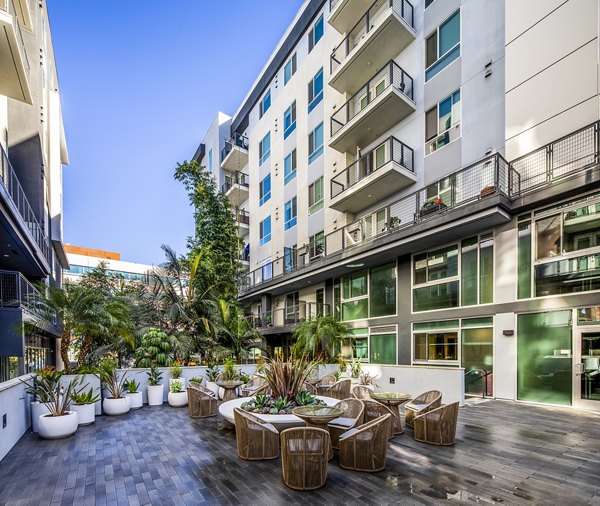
[
  {"xmin": 0, "ymin": 375, "xmax": 32, "ymax": 462},
  {"xmin": 61, "ymin": 374, "xmax": 102, "ymax": 415}
]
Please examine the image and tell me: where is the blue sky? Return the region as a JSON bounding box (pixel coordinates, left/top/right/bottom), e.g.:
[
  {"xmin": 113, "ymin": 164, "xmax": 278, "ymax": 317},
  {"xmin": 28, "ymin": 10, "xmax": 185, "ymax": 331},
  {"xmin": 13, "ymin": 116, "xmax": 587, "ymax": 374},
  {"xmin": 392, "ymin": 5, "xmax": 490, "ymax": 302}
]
[{"xmin": 50, "ymin": 0, "xmax": 304, "ymax": 265}]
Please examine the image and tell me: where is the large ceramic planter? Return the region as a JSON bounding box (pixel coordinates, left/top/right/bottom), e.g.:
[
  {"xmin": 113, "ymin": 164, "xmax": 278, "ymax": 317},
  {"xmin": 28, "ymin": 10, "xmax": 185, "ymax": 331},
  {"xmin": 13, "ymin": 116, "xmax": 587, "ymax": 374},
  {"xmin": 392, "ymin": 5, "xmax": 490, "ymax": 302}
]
[
  {"xmin": 38, "ymin": 411, "xmax": 78, "ymax": 439},
  {"xmin": 103, "ymin": 396, "xmax": 131, "ymax": 416},
  {"xmin": 168, "ymin": 391, "xmax": 188, "ymax": 407},
  {"xmin": 126, "ymin": 392, "xmax": 143, "ymax": 410},
  {"xmin": 31, "ymin": 402, "xmax": 50, "ymax": 433},
  {"xmin": 147, "ymin": 385, "xmax": 164, "ymax": 406},
  {"xmin": 70, "ymin": 403, "xmax": 95, "ymax": 425}
]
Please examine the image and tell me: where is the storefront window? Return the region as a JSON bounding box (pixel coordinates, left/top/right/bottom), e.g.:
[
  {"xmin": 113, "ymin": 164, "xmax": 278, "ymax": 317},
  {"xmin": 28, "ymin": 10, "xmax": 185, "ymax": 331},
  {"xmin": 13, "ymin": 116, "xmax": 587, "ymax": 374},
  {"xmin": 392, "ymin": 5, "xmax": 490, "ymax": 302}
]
[
  {"xmin": 370, "ymin": 333, "xmax": 396, "ymax": 365},
  {"xmin": 370, "ymin": 263, "xmax": 396, "ymax": 317},
  {"xmin": 413, "ymin": 281, "xmax": 459, "ymax": 312},
  {"xmin": 462, "ymin": 322, "xmax": 493, "ymax": 395},
  {"xmin": 535, "ymin": 254, "xmax": 600, "ymax": 296},
  {"xmin": 342, "ymin": 299, "xmax": 369, "ymax": 320}
]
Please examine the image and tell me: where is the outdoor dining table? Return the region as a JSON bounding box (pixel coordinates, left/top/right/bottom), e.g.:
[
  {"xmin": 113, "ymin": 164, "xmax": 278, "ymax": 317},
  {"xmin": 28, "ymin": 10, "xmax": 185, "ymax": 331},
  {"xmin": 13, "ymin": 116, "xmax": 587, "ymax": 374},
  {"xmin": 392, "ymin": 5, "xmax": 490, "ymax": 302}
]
[
  {"xmin": 369, "ymin": 391, "xmax": 412, "ymax": 435},
  {"xmin": 292, "ymin": 405, "xmax": 344, "ymax": 460},
  {"xmin": 217, "ymin": 380, "xmax": 244, "ymax": 402}
]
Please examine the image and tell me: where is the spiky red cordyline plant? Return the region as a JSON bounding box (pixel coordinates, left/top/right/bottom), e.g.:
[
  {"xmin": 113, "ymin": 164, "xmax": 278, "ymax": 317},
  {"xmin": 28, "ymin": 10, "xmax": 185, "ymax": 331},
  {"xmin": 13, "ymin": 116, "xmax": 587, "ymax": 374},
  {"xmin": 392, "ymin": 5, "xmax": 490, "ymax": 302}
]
[{"xmin": 258, "ymin": 354, "xmax": 319, "ymax": 401}]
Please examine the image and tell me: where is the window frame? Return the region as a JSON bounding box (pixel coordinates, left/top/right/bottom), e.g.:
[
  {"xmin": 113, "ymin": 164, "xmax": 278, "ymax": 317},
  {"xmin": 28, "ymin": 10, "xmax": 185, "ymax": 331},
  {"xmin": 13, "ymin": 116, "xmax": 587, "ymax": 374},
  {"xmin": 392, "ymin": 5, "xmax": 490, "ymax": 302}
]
[
  {"xmin": 425, "ymin": 9, "xmax": 461, "ymax": 82},
  {"xmin": 284, "ymin": 149, "xmax": 297, "ymax": 186},
  {"xmin": 259, "ymin": 216, "xmax": 272, "ymax": 246},
  {"xmin": 283, "ymin": 101, "xmax": 297, "ymax": 139},
  {"xmin": 284, "ymin": 197, "xmax": 298, "ymax": 230},
  {"xmin": 259, "ymin": 132, "xmax": 271, "ymax": 166},
  {"xmin": 425, "ymin": 89, "xmax": 461, "ymax": 155},
  {"xmin": 308, "ymin": 122, "xmax": 324, "ymax": 164},
  {"xmin": 284, "ymin": 53, "xmax": 297, "ymax": 85},
  {"xmin": 308, "ymin": 68, "xmax": 324, "ymax": 113},
  {"xmin": 308, "ymin": 14, "xmax": 324, "ymax": 53},
  {"xmin": 308, "ymin": 230, "xmax": 325, "ymax": 260},
  {"xmin": 259, "ymin": 89, "xmax": 271, "ymax": 118},
  {"xmin": 308, "ymin": 176, "xmax": 324, "ymax": 214},
  {"xmin": 259, "ymin": 173, "xmax": 271, "ymax": 206}
]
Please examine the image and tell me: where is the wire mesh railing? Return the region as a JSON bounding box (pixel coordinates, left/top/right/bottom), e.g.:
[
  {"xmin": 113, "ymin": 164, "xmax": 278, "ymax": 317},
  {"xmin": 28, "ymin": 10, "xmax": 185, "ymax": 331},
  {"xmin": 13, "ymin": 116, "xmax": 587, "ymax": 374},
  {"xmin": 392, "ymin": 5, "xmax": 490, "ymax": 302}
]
[
  {"xmin": 330, "ymin": 0, "xmax": 414, "ymax": 74},
  {"xmin": 331, "ymin": 61, "xmax": 413, "ymax": 137},
  {"xmin": 0, "ymin": 270, "xmax": 58, "ymax": 326}
]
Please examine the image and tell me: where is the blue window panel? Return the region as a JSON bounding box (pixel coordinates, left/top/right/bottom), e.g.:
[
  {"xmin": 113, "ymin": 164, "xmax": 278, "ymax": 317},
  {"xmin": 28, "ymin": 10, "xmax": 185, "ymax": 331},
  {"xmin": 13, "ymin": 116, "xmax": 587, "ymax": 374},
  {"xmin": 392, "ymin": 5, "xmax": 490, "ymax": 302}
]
[
  {"xmin": 314, "ymin": 15, "xmax": 324, "ymax": 45},
  {"xmin": 260, "ymin": 216, "xmax": 272, "ymax": 246},
  {"xmin": 284, "ymin": 199, "xmax": 297, "ymax": 230},
  {"xmin": 425, "ymin": 45, "xmax": 460, "ymax": 81},
  {"xmin": 261, "ymin": 90, "xmax": 271, "ymax": 116},
  {"xmin": 284, "ymin": 105, "xmax": 296, "ymax": 139},
  {"xmin": 259, "ymin": 132, "xmax": 271, "ymax": 165},
  {"xmin": 308, "ymin": 68, "xmax": 324, "ymax": 113},
  {"xmin": 284, "ymin": 153, "xmax": 296, "ymax": 185},
  {"xmin": 308, "ymin": 123, "xmax": 324, "ymax": 165},
  {"xmin": 439, "ymin": 11, "xmax": 460, "ymax": 55},
  {"xmin": 314, "ymin": 69, "xmax": 323, "ymax": 95},
  {"xmin": 259, "ymin": 174, "xmax": 271, "ymax": 206}
]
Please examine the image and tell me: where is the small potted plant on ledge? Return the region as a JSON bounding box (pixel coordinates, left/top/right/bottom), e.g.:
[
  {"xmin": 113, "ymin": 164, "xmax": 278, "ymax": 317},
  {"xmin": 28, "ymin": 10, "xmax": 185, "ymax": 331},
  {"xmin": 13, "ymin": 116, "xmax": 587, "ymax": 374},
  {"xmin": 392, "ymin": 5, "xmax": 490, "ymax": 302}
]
[
  {"xmin": 125, "ymin": 379, "xmax": 143, "ymax": 409},
  {"xmin": 98, "ymin": 366, "xmax": 130, "ymax": 416},
  {"xmin": 70, "ymin": 387, "xmax": 100, "ymax": 425},
  {"xmin": 147, "ymin": 365, "xmax": 164, "ymax": 406},
  {"xmin": 26, "ymin": 367, "xmax": 61, "ymax": 433},
  {"xmin": 168, "ymin": 379, "xmax": 188, "ymax": 407},
  {"xmin": 419, "ymin": 196, "xmax": 448, "ymax": 217},
  {"xmin": 169, "ymin": 364, "xmax": 185, "ymax": 391}
]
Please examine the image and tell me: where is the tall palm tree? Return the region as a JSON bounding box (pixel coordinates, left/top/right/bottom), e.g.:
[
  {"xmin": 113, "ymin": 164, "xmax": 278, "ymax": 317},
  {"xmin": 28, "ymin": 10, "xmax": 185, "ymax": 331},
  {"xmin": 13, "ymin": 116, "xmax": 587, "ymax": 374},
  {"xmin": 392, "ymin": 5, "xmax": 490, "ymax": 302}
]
[
  {"xmin": 292, "ymin": 315, "xmax": 350, "ymax": 360},
  {"xmin": 212, "ymin": 299, "xmax": 262, "ymax": 362}
]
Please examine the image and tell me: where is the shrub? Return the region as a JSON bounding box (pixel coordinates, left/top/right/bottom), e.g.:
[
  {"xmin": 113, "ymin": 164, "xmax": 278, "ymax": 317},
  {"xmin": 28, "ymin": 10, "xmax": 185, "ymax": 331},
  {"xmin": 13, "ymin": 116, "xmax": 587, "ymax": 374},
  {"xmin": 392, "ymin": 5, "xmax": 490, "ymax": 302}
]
[{"xmin": 135, "ymin": 328, "xmax": 173, "ymax": 367}]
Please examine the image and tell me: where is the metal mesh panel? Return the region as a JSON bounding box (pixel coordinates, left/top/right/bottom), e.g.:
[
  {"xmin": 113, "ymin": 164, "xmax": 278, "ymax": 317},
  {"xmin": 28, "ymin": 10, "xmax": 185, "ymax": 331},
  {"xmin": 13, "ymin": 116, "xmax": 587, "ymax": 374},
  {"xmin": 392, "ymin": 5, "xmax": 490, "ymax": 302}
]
[{"xmin": 552, "ymin": 124, "xmax": 597, "ymax": 178}]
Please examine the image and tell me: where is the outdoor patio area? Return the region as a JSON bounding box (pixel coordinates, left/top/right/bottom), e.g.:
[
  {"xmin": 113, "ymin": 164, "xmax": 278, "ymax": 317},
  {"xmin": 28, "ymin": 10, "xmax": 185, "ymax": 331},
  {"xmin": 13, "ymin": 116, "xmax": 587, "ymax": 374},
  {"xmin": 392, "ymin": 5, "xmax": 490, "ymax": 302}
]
[{"xmin": 0, "ymin": 400, "xmax": 598, "ymax": 505}]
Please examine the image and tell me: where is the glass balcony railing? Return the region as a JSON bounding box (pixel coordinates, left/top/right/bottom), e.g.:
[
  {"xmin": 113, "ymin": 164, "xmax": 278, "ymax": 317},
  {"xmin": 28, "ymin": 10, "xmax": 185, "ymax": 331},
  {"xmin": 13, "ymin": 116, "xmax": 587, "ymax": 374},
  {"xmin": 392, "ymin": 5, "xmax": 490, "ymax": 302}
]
[
  {"xmin": 222, "ymin": 171, "xmax": 249, "ymax": 193},
  {"xmin": 221, "ymin": 132, "xmax": 249, "ymax": 162}
]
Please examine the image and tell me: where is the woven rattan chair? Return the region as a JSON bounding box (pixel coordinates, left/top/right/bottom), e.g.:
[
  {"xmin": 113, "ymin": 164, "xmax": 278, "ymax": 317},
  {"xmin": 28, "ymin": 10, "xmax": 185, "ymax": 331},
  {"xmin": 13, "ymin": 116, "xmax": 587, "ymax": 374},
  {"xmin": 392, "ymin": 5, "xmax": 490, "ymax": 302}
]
[
  {"xmin": 321, "ymin": 379, "xmax": 351, "ymax": 400},
  {"xmin": 363, "ymin": 400, "xmax": 395, "ymax": 439},
  {"xmin": 303, "ymin": 382, "xmax": 317, "ymax": 395},
  {"xmin": 327, "ymin": 398, "xmax": 364, "ymax": 449},
  {"xmin": 187, "ymin": 382, "xmax": 217, "ymax": 418},
  {"xmin": 280, "ymin": 427, "xmax": 329, "ymax": 490},
  {"xmin": 351, "ymin": 385, "xmax": 373, "ymax": 400},
  {"xmin": 315, "ymin": 374, "xmax": 335, "ymax": 395},
  {"xmin": 233, "ymin": 408, "xmax": 279, "ymax": 460},
  {"xmin": 413, "ymin": 402, "xmax": 459, "ymax": 446},
  {"xmin": 339, "ymin": 414, "xmax": 392, "ymax": 473},
  {"xmin": 405, "ymin": 390, "xmax": 442, "ymax": 428},
  {"xmin": 241, "ymin": 376, "xmax": 268, "ymax": 397}
]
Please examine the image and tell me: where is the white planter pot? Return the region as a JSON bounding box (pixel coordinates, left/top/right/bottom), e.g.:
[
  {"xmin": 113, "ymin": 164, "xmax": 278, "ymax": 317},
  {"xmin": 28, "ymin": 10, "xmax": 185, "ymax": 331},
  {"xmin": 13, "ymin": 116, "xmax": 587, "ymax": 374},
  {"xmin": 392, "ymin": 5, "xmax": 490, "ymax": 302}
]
[
  {"xmin": 206, "ymin": 381, "xmax": 219, "ymax": 397},
  {"xmin": 168, "ymin": 391, "xmax": 188, "ymax": 407},
  {"xmin": 103, "ymin": 396, "xmax": 131, "ymax": 416},
  {"xmin": 126, "ymin": 391, "xmax": 143, "ymax": 409},
  {"xmin": 169, "ymin": 378, "xmax": 186, "ymax": 390},
  {"xmin": 31, "ymin": 402, "xmax": 50, "ymax": 433},
  {"xmin": 70, "ymin": 403, "xmax": 96, "ymax": 425},
  {"xmin": 147, "ymin": 384, "xmax": 164, "ymax": 406},
  {"xmin": 38, "ymin": 411, "xmax": 78, "ymax": 439}
]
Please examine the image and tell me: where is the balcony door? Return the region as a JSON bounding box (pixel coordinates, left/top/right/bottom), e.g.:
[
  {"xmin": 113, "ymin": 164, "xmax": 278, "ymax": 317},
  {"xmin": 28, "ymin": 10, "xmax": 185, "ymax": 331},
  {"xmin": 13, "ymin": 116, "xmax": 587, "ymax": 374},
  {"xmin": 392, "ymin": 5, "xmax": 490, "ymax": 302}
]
[{"xmin": 573, "ymin": 328, "xmax": 600, "ymax": 410}]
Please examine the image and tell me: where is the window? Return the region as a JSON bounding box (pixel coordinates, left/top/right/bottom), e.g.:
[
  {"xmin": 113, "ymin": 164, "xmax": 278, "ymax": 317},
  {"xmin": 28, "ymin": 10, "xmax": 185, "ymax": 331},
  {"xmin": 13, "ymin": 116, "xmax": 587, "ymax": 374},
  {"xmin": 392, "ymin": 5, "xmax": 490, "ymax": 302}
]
[
  {"xmin": 370, "ymin": 333, "xmax": 397, "ymax": 365},
  {"xmin": 341, "ymin": 271, "xmax": 368, "ymax": 321},
  {"xmin": 518, "ymin": 216, "xmax": 532, "ymax": 299},
  {"xmin": 259, "ymin": 174, "xmax": 271, "ymax": 206},
  {"xmin": 284, "ymin": 246, "xmax": 296, "ymax": 273},
  {"xmin": 460, "ymin": 234, "xmax": 494, "ymax": 306},
  {"xmin": 259, "ymin": 132, "xmax": 271, "ymax": 165},
  {"xmin": 260, "ymin": 258, "xmax": 272, "ymax": 281},
  {"xmin": 284, "ymin": 53, "xmax": 297, "ymax": 85},
  {"xmin": 308, "ymin": 14, "xmax": 324, "ymax": 53},
  {"xmin": 284, "ymin": 149, "xmax": 297, "ymax": 185},
  {"xmin": 309, "ymin": 231, "xmax": 324, "ymax": 260},
  {"xmin": 425, "ymin": 10, "xmax": 460, "ymax": 81},
  {"xmin": 426, "ymin": 89, "xmax": 461, "ymax": 154},
  {"xmin": 342, "ymin": 329, "xmax": 369, "ymax": 362},
  {"xmin": 308, "ymin": 68, "xmax": 324, "ymax": 113},
  {"xmin": 259, "ymin": 216, "xmax": 272, "ymax": 246},
  {"xmin": 208, "ymin": 148, "xmax": 213, "ymax": 173},
  {"xmin": 285, "ymin": 291, "xmax": 300, "ymax": 323},
  {"xmin": 370, "ymin": 263, "xmax": 397, "ymax": 317},
  {"xmin": 308, "ymin": 176, "xmax": 324, "ymax": 214},
  {"xmin": 308, "ymin": 122, "xmax": 324, "ymax": 164},
  {"xmin": 260, "ymin": 90, "xmax": 271, "ymax": 118},
  {"xmin": 284, "ymin": 197, "xmax": 297, "ymax": 230},
  {"xmin": 284, "ymin": 101, "xmax": 296, "ymax": 139}
]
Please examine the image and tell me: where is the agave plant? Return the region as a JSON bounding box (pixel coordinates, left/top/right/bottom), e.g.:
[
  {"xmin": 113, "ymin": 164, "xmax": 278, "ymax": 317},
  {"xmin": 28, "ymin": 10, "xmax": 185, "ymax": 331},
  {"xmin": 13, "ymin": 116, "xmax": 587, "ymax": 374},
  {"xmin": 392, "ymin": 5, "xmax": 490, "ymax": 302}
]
[
  {"xmin": 295, "ymin": 389, "xmax": 317, "ymax": 406},
  {"xmin": 97, "ymin": 366, "xmax": 128, "ymax": 399},
  {"xmin": 125, "ymin": 379, "xmax": 140, "ymax": 393},
  {"xmin": 70, "ymin": 387, "xmax": 100, "ymax": 405},
  {"xmin": 24, "ymin": 367, "xmax": 63, "ymax": 403},
  {"xmin": 22, "ymin": 374, "xmax": 84, "ymax": 416},
  {"xmin": 271, "ymin": 396, "xmax": 293, "ymax": 414},
  {"xmin": 258, "ymin": 354, "xmax": 319, "ymax": 401},
  {"xmin": 254, "ymin": 393, "xmax": 269, "ymax": 409}
]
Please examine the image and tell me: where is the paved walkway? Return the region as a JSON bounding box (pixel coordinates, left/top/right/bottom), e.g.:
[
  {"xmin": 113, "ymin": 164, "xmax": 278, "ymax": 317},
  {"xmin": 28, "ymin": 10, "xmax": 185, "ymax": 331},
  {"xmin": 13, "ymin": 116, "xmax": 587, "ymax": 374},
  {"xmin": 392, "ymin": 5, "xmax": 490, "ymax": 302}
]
[{"xmin": 0, "ymin": 399, "xmax": 599, "ymax": 505}]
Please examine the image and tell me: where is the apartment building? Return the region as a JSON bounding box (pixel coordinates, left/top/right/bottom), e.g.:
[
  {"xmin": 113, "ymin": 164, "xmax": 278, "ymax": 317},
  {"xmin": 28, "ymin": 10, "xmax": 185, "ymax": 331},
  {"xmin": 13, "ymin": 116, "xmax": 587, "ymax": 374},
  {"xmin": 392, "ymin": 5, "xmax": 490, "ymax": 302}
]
[
  {"xmin": 0, "ymin": 0, "xmax": 69, "ymax": 381},
  {"xmin": 195, "ymin": 0, "xmax": 600, "ymax": 412}
]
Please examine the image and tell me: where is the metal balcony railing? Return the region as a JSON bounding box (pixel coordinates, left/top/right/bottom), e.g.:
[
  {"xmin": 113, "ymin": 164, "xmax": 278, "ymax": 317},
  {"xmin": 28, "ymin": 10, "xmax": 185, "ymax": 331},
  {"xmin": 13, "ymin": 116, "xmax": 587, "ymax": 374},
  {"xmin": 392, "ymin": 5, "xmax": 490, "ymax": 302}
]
[
  {"xmin": 331, "ymin": 61, "xmax": 414, "ymax": 137},
  {"xmin": 331, "ymin": 136, "xmax": 414, "ymax": 199},
  {"xmin": 222, "ymin": 171, "xmax": 249, "ymax": 194},
  {"xmin": 221, "ymin": 132, "xmax": 249, "ymax": 162},
  {"xmin": 248, "ymin": 302, "xmax": 331, "ymax": 329},
  {"xmin": 330, "ymin": 0, "xmax": 414, "ymax": 74},
  {"xmin": 0, "ymin": 145, "xmax": 48, "ymax": 260},
  {"xmin": 0, "ymin": 270, "xmax": 59, "ymax": 326},
  {"xmin": 235, "ymin": 209, "xmax": 250, "ymax": 226}
]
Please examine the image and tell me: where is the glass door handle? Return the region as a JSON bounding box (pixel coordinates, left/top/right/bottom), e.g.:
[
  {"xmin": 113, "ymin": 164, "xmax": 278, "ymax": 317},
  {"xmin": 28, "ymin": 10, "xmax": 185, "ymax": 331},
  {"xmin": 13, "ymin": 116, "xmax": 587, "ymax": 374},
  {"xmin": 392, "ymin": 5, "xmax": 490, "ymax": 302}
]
[{"xmin": 575, "ymin": 362, "xmax": 585, "ymax": 375}]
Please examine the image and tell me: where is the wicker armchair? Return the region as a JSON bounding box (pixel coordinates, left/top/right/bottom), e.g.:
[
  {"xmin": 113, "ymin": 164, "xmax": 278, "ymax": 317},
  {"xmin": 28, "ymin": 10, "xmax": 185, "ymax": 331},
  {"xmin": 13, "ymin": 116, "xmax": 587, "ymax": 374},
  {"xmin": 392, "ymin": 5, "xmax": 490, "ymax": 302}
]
[
  {"xmin": 303, "ymin": 382, "xmax": 317, "ymax": 395},
  {"xmin": 405, "ymin": 390, "xmax": 442, "ymax": 428},
  {"xmin": 413, "ymin": 402, "xmax": 459, "ymax": 446},
  {"xmin": 280, "ymin": 427, "xmax": 329, "ymax": 490},
  {"xmin": 362, "ymin": 400, "xmax": 395, "ymax": 439},
  {"xmin": 241, "ymin": 376, "xmax": 268, "ymax": 397},
  {"xmin": 233, "ymin": 408, "xmax": 279, "ymax": 460},
  {"xmin": 351, "ymin": 385, "xmax": 373, "ymax": 400},
  {"xmin": 339, "ymin": 414, "xmax": 392, "ymax": 473},
  {"xmin": 321, "ymin": 379, "xmax": 351, "ymax": 400},
  {"xmin": 327, "ymin": 398, "xmax": 364, "ymax": 449},
  {"xmin": 187, "ymin": 382, "xmax": 217, "ymax": 418},
  {"xmin": 315, "ymin": 374, "xmax": 336, "ymax": 395}
]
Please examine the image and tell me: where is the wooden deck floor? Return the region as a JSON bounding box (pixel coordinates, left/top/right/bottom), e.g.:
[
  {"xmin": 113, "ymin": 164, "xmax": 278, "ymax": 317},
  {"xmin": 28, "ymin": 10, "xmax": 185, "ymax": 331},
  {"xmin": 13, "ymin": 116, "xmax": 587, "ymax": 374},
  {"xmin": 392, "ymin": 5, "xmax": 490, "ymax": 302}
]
[{"xmin": 0, "ymin": 399, "xmax": 598, "ymax": 505}]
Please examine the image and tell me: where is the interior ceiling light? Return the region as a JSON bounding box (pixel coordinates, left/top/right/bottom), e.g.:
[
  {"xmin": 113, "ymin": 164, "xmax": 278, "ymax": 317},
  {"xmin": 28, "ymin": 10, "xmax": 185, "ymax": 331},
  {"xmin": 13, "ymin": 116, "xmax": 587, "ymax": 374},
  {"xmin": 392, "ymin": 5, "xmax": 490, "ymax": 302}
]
[{"xmin": 346, "ymin": 263, "xmax": 364, "ymax": 268}]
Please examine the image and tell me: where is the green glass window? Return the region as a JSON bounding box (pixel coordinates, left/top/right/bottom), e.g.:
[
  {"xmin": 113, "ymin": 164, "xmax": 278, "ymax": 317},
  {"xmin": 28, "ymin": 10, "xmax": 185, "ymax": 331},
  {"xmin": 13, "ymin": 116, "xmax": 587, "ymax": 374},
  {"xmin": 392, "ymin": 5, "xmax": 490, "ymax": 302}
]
[
  {"xmin": 342, "ymin": 299, "xmax": 368, "ymax": 321},
  {"xmin": 535, "ymin": 253, "xmax": 600, "ymax": 296},
  {"xmin": 461, "ymin": 237, "xmax": 478, "ymax": 306},
  {"xmin": 342, "ymin": 328, "xmax": 369, "ymax": 361},
  {"xmin": 518, "ymin": 220, "xmax": 532, "ymax": 299},
  {"xmin": 414, "ymin": 332, "xmax": 458, "ymax": 362},
  {"xmin": 563, "ymin": 202, "xmax": 600, "ymax": 253},
  {"xmin": 517, "ymin": 311, "xmax": 572, "ymax": 406},
  {"xmin": 413, "ymin": 281, "xmax": 459, "ymax": 312},
  {"xmin": 462, "ymin": 327, "xmax": 493, "ymax": 395},
  {"xmin": 370, "ymin": 333, "xmax": 396, "ymax": 364},
  {"xmin": 427, "ymin": 246, "xmax": 458, "ymax": 281},
  {"xmin": 370, "ymin": 263, "xmax": 396, "ymax": 317},
  {"xmin": 536, "ymin": 215, "xmax": 561, "ymax": 259},
  {"xmin": 333, "ymin": 282, "xmax": 341, "ymax": 319},
  {"xmin": 343, "ymin": 272, "xmax": 367, "ymax": 299},
  {"xmin": 479, "ymin": 236, "xmax": 493, "ymax": 304},
  {"xmin": 413, "ymin": 320, "xmax": 459, "ymax": 331}
]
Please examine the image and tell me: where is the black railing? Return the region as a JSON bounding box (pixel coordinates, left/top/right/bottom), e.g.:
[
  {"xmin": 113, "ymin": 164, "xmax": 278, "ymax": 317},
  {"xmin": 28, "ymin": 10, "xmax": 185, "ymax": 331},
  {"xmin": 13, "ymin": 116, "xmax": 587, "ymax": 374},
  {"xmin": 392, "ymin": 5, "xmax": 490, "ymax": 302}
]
[
  {"xmin": 0, "ymin": 145, "xmax": 48, "ymax": 260},
  {"xmin": 248, "ymin": 303, "xmax": 330, "ymax": 329},
  {"xmin": 331, "ymin": 136, "xmax": 414, "ymax": 199},
  {"xmin": 235, "ymin": 209, "xmax": 250, "ymax": 226},
  {"xmin": 330, "ymin": 0, "xmax": 414, "ymax": 74},
  {"xmin": 221, "ymin": 132, "xmax": 249, "ymax": 162},
  {"xmin": 222, "ymin": 171, "xmax": 249, "ymax": 193},
  {"xmin": 331, "ymin": 61, "xmax": 413, "ymax": 137}
]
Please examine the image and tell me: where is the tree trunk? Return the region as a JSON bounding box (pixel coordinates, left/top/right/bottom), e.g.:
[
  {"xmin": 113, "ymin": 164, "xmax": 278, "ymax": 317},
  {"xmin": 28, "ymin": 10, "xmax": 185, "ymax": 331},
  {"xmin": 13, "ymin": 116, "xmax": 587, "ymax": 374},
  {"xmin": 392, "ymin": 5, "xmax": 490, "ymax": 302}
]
[
  {"xmin": 77, "ymin": 334, "xmax": 94, "ymax": 367},
  {"xmin": 61, "ymin": 330, "xmax": 71, "ymax": 374}
]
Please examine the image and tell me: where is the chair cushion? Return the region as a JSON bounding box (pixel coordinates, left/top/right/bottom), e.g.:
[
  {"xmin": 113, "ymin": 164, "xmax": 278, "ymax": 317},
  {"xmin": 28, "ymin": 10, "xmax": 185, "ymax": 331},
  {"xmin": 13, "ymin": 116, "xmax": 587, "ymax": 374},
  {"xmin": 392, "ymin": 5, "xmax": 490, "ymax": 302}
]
[
  {"xmin": 329, "ymin": 417, "xmax": 357, "ymax": 428},
  {"xmin": 407, "ymin": 402, "xmax": 428, "ymax": 412}
]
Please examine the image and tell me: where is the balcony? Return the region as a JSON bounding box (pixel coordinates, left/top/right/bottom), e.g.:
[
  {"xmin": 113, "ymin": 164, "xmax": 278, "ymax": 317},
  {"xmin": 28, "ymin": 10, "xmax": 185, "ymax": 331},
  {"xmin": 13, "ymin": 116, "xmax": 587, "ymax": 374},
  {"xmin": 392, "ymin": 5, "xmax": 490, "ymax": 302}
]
[
  {"xmin": 221, "ymin": 133, "xmax": 249, "ymax": 171},
  {"xmin": 248, "ymin": 302, "xmax": 331, "ymax": 330},
  {"xmin": 330, "ymin": 61, "xmax": 415, "ymax": 153},
  {"xmin": 222, "ymin": 171, "xmax": 249, "ymax": 208},
  {"xmin": 234, "ymin": 209, "xmax": 250, "ymax": 235},
  {"xmin": 0, "ymin": 0, "xmax": 32, "ymax": 104},
  {"xmin": 330, "ymin": 136, "xmax": 415, "ymax": 212},
  {"xmin": 329, "ymin": 0, "xmax": 415, "ymax": 94},
  {"xmin": 328, "ymin": 0, "xmax": 375, "ymax": 34}
]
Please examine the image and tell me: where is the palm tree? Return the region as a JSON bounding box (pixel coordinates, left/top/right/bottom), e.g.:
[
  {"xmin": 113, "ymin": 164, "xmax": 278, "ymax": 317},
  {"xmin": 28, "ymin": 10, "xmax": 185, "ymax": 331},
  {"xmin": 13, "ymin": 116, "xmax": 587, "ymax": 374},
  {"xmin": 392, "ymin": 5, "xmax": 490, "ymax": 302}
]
[
  {"xmin": 212, "ymin": 299, "xmax": 262, "ymax": 362},
  {"xmin": 292, "ymin": 315, "xmax": 350, "ymax": 360}
]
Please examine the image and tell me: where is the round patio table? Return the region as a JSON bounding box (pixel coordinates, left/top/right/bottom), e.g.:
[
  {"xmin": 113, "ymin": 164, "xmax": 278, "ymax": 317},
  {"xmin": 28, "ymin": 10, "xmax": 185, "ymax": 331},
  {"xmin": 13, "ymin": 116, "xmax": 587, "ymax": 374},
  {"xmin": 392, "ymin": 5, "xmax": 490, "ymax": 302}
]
[
  {"xmin": 369, "ymin": 392, "xmax": 412, "ymax": 435},
  {"xmin": 292, "ymin": 405, "xmax": 344, "ymax": 460},
  {"xmin": 217, "ymin": 380, "xmax": 243, "ymax": 402}
]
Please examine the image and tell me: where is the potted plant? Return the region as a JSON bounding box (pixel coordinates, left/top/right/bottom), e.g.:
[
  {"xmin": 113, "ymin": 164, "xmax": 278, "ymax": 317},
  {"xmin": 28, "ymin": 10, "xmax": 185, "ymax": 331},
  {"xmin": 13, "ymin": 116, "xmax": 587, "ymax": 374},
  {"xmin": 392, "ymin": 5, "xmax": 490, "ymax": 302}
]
[
  {"xmin": 25, "ymin": 367, "xmax": 61, "ymax": 433},
  {"xmin": 205, "ymin": 364, "xmax": 220, "ymax": 397},
  {"xmin": 338, "ymin": 356, "xmax": 349, "ymax": 378},
  {"xmin": 125, "ymin": 379, "xmax": 143, "ymax": 409},
  {"xmin": 147, "ymin": 365, "xmax": 164, "ymax": 406},
  {"xmin": 350, "ymin": 359, "xmax": 362, "ymax": 380},
  {"xmin": 189, "ymin": 376, "xmax": 203, "ymax": 385},
  {"xmin": 98, "ymin": 366, "xmax": 130, "ymax": 416},
  {"xmin": 167, "ymin": 379, "xmax": 188, "ymax": 407},
  {"xmin": 21, "ymin": 374, "xmax": 83, "ymax": 439},
  {"xmin": 70, "ymin": 387, "xmax": 100, "ymax": 425},
  {"xmin": 169, "ymin": 364, "xmax": 185, "ymax": 391},
  {"xmin": 358, "ymin": 371, "xmax": 379, "ymax": 391}
]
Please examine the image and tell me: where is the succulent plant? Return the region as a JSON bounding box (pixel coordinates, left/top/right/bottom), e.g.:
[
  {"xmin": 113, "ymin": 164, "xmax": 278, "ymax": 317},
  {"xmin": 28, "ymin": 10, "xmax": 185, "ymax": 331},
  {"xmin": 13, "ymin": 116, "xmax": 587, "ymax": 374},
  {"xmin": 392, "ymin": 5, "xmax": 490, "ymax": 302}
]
[{"xmin": 295, "ymin": 389, "xmax": 316, "ymax": 406}]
